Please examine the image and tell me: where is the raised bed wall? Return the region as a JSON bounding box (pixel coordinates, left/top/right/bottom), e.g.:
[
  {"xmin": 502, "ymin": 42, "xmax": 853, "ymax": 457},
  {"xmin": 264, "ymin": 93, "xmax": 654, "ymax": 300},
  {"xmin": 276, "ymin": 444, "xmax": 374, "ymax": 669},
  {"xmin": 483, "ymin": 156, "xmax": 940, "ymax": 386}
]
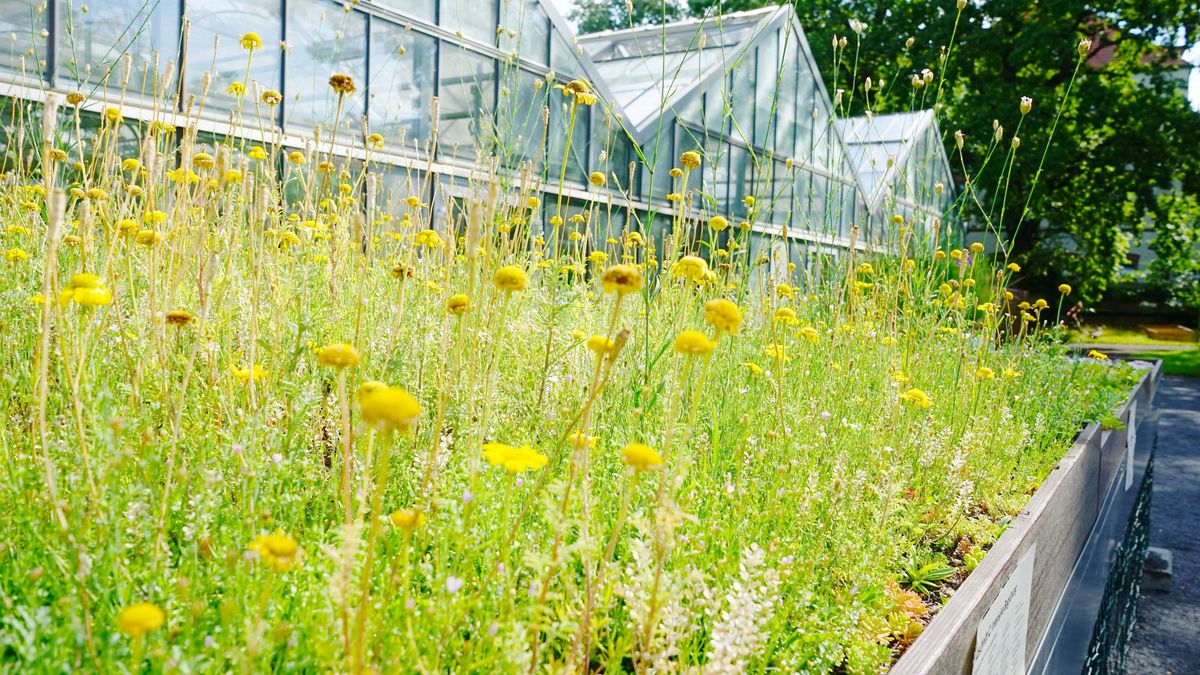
[{"xmin": 893, "ymin": 362, "xmax": 1162, "ymax": 675}]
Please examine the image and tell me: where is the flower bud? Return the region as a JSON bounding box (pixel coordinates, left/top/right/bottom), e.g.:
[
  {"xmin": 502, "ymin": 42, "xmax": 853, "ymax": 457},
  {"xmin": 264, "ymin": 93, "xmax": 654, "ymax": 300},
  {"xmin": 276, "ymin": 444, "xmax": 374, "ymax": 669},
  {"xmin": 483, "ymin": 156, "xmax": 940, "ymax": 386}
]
[
  {"xmin": 1019, "ymin": 96, "xmax": 1033, "ymax": 115},
  {"xmin": 954, "ymin": 130, "xmax": 964, "ymax": 149},
  {"xmin": 905, "ymin": 36, "xmax": 915, "ymax": 49}
]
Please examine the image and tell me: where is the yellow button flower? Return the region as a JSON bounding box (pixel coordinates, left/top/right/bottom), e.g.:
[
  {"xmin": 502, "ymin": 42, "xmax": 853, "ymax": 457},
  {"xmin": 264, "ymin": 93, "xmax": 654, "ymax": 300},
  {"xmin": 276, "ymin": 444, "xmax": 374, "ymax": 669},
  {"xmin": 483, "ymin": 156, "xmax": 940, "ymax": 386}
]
[
  {"xmin": 117, "ymin": 602, "xmax": 165, "ymax": 638},
  {"xmin": 621, "ymin": 443, "xmax": 663, "ymax": 470}
]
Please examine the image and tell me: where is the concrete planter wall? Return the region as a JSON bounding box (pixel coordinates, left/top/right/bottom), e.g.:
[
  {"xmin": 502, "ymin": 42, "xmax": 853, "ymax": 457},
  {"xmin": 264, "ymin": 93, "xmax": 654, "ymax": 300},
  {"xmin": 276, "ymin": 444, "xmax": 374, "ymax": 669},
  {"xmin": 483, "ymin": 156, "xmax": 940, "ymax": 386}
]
[{"xmin": 893, "ymin": 361, "xmax": 1162, "ymax": 675}]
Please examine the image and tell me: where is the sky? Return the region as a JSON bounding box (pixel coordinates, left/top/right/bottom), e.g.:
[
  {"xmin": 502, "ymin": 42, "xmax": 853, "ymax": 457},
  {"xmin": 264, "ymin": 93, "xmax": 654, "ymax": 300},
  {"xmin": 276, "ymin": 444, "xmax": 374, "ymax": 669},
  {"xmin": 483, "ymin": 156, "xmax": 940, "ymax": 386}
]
[{"xmin": 548, "ymin": 0, "xmax": 1200, "ymax": 110}]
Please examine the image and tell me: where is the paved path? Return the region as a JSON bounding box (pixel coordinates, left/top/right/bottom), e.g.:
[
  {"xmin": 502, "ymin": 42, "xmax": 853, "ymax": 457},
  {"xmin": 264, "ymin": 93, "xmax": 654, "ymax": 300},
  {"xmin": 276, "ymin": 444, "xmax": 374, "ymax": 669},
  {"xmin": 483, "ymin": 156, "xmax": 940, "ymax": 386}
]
[{"xmin": 1127, "ymin": 376, "xmax": 1200, "ymax": 674}]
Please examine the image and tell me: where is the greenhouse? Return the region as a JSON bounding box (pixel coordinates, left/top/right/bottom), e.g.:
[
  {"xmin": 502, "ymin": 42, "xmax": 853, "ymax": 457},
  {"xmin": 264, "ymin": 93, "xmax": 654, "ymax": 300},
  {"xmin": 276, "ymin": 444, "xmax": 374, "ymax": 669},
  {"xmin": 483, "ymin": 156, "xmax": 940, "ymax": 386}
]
[{"xmin": 0, "ymin": 1, "xmax": 951, "ymax": 271}]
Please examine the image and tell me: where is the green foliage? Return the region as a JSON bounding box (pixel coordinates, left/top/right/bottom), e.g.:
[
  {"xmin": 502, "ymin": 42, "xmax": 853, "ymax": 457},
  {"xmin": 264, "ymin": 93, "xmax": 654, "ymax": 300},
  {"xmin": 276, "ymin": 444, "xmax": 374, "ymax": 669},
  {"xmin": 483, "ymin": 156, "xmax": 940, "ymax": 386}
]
[
  {"xmin": 570, "ymin": 0, "xmax": 684, "ymax": 34},
  {"xmin": 681, "ymin": 0, "xmax": 1200, "ymax": 304},
  {"xmin": 899, "ymin": 557, "xmax": 956, "ymax": 595}
]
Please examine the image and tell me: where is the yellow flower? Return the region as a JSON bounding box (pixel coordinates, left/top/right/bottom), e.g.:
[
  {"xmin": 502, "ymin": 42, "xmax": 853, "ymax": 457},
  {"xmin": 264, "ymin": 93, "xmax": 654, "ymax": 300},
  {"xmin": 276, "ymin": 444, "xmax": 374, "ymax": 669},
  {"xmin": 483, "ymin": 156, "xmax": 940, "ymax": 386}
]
[
  {"xmin": 316, "ymin": 343, "xmax": 360, "ymax": 368},
  {"xmin": 224, "ymin": 169, "xmax": 243, "ymax": 184},
  {"xmin": 899, "ymin": 388, "xmax": 933, "ymax": 408},
  {"xmin": 329, "ymin": 73, "xmax": 357, "ymax": 95},
  {"xmin": 288, "ymin": 151, "xmax": 306, "ymax": 164},
  {"xmin": 232, "ymin": 364, "xmax": 268, "ymax": 384},
  {"xmin": 1003, "ymin": 368, "xmax": 1022, "ymax": 379},
  {"xmin": 135, "ymin": 230, "xmax": 163, "ymax": 246},
  {"xmin": 1058, "ymin": 284, "xmax": 1071, "ymax": 295},
  {"xmin": 600, "ymin": 264, "xmax": 643, "ymax": 295},
  {"xmin": 742, "ymin": 362, "xmax": 763, "ymax": 374},
  {"xmin": 674, "ymin": 330, "xmax": 715, "ymax": 356},
  {"xmin": 104, "ymin": 107, "xmax": 123, "ymax": 125},
  {"xmin": 358, "ymin": 383, "xmax": 421, "ymax": 431},
  {"xmin": 367, "ymin": 132, "xmax": 384, "ymax": 149},
  {"xmin": 121, "ymin": 158, "xmax": 141, "ymax": 172},
  {"xmin": 763, "ymin": 343, "xmax": 790, "ymax": 362},
  {"xmin": 670, "ymin": 255, "xmax": 708, "ymax": 281},
  {"xmin": 248, "ymin": 532, "xmax": 300, "ymax": 572},
  {"xmin": 569, "ymin": 432, "xmax": 597, "ymax": 450},
  {"xmin": 798, "ymin": 326, "xmax": 820, "ymax": 343},
  {"xmin": 239, "ymin": 32, "xmax": 263, "ymax": 50},
  {"xmin": 679, "ymin": 151, "xmax": 702, "ymax": 169},
  {"xmin": 709, "ymin": 215, "xmax": 729, "ymax": 231},
  {"xmin": 225, "ymin": 81, "xmax": 246, "ymax": 96},
  {"xmin": 4, "ymin": 247, "xmax": 28, "ymax": 262},
  {"xmin": 742, "ymin": 195, "xmax": 756, "ymax": 208},
  {"xmin": 390, "ymin": 509, "xmax": 426, "ymax": 532},
  {"xmin": 482, "ymin": 443, "xmax": 548, "ymax": 473},
  {"xmin": 261, "ymin": 89, "xmax": 283, "ymax": 106},
  {"xmin": 621, "ymin": 443, "xmax": 663, "ymax": 470},
  {"xmin": 588, "ymin": 171, "xmax": 606, "ymax": 187},
  {"xmin": 1006, "ymin": 262, "xmax": 1021, "ymax": 272},
  {"xmin": 703, "ymin": 298, "xmax": 742, "ymax": 335},
  {"xmin": 1087, "ymin": 349, "xmax": 1109, "ymax": 361},
  {"xmin": 446, "ymin": 293, "xmax": 470, "ymax": 315},
  {"xmin": 413, "ymin": 229, "xmax": 443, "ymax": 248},
  {"xmin": 554, "ymin": 78, "xmax": 597, "ymax": 106},
  {"xmin": 117, "ymin": 219, "xmax": 139, "ymax": 235},
  {"xmin": 493, "ymin": 265, "xmax": 527, "ymax": 292},
  {"xmin": 165, "ymin": 310, "xmax": 194, "ymax": 326},
  {"xmin": 774, "ymin": 307, "xmax": 799, "ymax": 325},
  {"xmin": 47, "ymin": 148, "xmax": 68, "ymax": 162},
  {"xmin": 970, "ymin": 242, "xmax": 984, "ymax": 253},
  {"xmin": 117, "ymin": 603, "xmax": 165, "ymax": 638},
  {"xmin": 975, "ymin": 366, "xmax": 995, "ymax": 379},
  {"xmin": 586, "ymin": 334, "xmax": 617, "ymax": 356},
  {"xmin": 144, "ymin": 210, "xmax": 168, "ymax": 225},
  {"xmin": 776, "ymin": 284, "xmax": 794, "ymax": 299}
]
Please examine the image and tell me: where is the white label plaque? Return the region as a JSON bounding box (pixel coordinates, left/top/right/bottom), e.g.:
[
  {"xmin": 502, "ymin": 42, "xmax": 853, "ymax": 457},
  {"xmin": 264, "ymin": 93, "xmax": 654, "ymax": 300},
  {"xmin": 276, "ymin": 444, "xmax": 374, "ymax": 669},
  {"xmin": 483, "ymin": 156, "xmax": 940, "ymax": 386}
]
[
  {"xmin": 973, "ymin": 544, "xmax": 1036, "ymax": 675},
  {"xmin": 1125, "ymin": 401, "xmax": 1137, "ymax": 491}
]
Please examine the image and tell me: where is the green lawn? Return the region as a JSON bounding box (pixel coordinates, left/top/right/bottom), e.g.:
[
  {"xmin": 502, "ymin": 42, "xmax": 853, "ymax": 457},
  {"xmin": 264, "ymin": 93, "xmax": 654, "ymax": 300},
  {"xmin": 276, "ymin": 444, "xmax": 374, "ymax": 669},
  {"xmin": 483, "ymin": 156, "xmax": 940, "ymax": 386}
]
[
  {"xmin": 1068, "ymin": 326, "xmax": 1195, "ymax": 346},
  {"xmin": 1139, "ymin": 348, "xmax": 1200, "ymax": 377}
]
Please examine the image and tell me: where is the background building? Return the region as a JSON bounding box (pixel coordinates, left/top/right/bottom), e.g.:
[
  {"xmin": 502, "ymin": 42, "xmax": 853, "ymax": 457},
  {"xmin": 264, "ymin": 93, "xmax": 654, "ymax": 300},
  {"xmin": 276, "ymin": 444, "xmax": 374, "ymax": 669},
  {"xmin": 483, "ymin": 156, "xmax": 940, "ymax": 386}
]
[{"xmin": 0, "ymin": 0, "xmax": 953, "ymax": 277}]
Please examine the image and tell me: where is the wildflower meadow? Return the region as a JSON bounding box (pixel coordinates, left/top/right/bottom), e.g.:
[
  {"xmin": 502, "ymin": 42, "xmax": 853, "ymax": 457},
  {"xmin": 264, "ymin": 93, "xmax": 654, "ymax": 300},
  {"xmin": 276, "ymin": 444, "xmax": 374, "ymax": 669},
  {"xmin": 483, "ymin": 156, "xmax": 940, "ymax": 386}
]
[{"xmin": 0, "ymin": 5, "xmax": 1140, "ymax": 674}]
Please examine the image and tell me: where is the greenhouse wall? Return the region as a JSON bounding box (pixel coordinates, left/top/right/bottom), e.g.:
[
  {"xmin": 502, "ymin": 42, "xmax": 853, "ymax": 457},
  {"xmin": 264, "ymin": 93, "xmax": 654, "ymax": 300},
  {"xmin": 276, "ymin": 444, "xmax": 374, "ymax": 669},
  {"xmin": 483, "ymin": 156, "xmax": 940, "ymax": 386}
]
[{"xmin": 0, "ymin": 1, "xmax": 953, "ymax": 273}]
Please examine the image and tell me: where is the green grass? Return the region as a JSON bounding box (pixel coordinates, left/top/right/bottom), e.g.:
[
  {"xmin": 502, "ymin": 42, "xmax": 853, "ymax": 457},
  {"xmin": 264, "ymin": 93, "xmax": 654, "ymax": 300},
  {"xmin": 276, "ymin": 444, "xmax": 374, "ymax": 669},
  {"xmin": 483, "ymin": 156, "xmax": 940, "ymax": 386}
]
[
  {"xmin": 1138, "ymin": 348, "xmax": 1200, "ymax": 377},
  {"xmin": 1067, "ymin": 326, "xmax": 1195, "ymax": 346}
]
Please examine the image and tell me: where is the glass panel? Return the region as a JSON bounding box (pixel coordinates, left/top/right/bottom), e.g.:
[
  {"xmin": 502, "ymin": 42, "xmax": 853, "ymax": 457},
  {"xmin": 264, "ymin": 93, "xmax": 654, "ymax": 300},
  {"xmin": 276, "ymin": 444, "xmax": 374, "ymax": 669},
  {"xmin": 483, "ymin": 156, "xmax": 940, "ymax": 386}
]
[
  {"xmin": 438, "ymin": 43, "xmax": 496, "ymax": 157},
  {"xmin": 547, "ymin": 94, "xmax": 588, "ymax": 186},
  {"xmin": 285, "ymin": 0, "xmax": 367, "ymax": 134},
  {"xmin": 56, "ymin": 0, "xmax": 178, "ymax": 96},
  {"xmin": 185, "ymin": 0, "xmax": 282, "ymax": 116},
  {"xmin": 369, "ymin": 20, "xmax": 435, "ymax": 150},
  {"xmin": 440, "ymin": 0, "xmax": 497, "ymax": 46},
  {"xmin": 727, "ymin": 54, "xmax": 755, "ymax": 147},
  {"xmin": 795, "ymin": 69, "xmax": 815, "ymax": 160},
  {"xmin": 499, "ymin": 0, "xmax": 548, "ymax": 66},
  {"xmin": 753, "ymin": 30, "xmax": 778, "ymax": 151},
  {"xmin": 495, "ymin": 68, "xmax": 546, "ymax": 170},
  {"xmin": 550, "ymin": 30, "xmax": 582, "ymax": 79},
  {"xmin": 0, "ymin": 0, "xmax": 47, "ymax": 81},
  {"xmin": 373, "ymin": 0, "xmax": 434, "ymax": 22}
]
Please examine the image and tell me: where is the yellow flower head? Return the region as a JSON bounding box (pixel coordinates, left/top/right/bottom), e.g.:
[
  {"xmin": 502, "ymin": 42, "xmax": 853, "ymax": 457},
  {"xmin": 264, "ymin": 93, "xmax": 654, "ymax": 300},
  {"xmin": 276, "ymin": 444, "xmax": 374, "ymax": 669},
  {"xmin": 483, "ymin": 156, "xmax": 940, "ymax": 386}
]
[
  {"xmin": 1087, "ymin": 349, "xmax": 1109, "ymax": 361},
  {"xmin": 261, "ymin": 89, "xmax": 283, "ymax": 106},
  {"xmin": 1058, "ymin": 284, "xmax": 1071, "ymax": 295},
  {"xmin": 316, "ymin": 343, "xmax": 360, "ymax": 368},
  {"xmin": 288, "ymin": 151, "xmax": 306, "ymax": 164},
  {"xmin": 899, "ymin": 388, "xmax": 933, "ymax": 409},
  {"xmin": 774, "ymin": 307, "xmax": 799, "ymax": 325},
  {"xmin": 621, "ymin": 443, "xmax": 663, "ymax": 470},
  {"xmin": 358, "ymin": 383, "xmax": 421, "ymax": 431},
  {"xmin": 600, "ymin": 264, "xmax": 643, "ymax": 295},
  {"xmin": 679, "ymin": 151, "xmax": 702, "ymax": 170},
  {"xmin": 798, "ymin": 326, "xmax": 820, "ymax": 343},
  {"xmin": 389, "ymin": 509, "xmax": 426, "ymax": 532},
  {"xmin": 493, "ymin": 265, "xmax": 528, "ymax": 292},
  {"xmin": 586, "ymin": 334, "xmax": 618, "ymax": 356},
  {"xmin": 165, "ymin": 310, "xmax": 194, "ymax": 326},
  {"xmin": 446, "ymin": 293, "xmax": 470, "ymax": 315},
  {"xmin": 670, "ymin": 255, "xmax": 708, "ymax": 282},
  {"xmin": 975, "ymin": 366, "xmax": 995, "ymax": 379},
  {"xmin": 763, "ymin": 343, "xmax": 790, "ymax": 362},
  {"xmin": 482, "ymin": 443, "xmax": 548, "ymax": 473},
  {"xmin": 135, "ymin": 230, "xmax": 163, "ymax": 247},
  {"xmin": 239, "ymin": 32, "xmax": 263, "ymax": 50},
  {"xmin": 248, "ymin": 532, "xmax": 300, "ymax": 572},
  {"xmin": 703, "ymin": 298, "xmax": 742, "ymax": 335},
  {"xmin": 673, "ymin": 330, "xmax": 715, "ymax": 357},
  {"xmin": 1006, "ymin": 262, "xmax": 1021, "ymax": 272},
  {"xmin": 4, "ymin": 247, "xmax": 29, "ymax": 262},
  {"xmin": 588, "ymin": 171, "xmax": 606, "ymax": 187},
  {"xmin": 232, "ymin": 364, "xmax": 268, "ymax": 384},
  {"xmin": 709, "ymin": 215, "xmax": 729, "ymax": 232},
  {"xmin": 329, "ymin": 73, "xmax": 356, "ymax": 95},
  {"xmin": 413, "ymin": 229, "xmax": 443, "ymax": 248},
  {"xmin": 554, "ymin": 79, "xmax": 596, "ymax": 106},
  {"xmin": 117, "ymin": 603, "xmax": 165, "ymax": 638}
]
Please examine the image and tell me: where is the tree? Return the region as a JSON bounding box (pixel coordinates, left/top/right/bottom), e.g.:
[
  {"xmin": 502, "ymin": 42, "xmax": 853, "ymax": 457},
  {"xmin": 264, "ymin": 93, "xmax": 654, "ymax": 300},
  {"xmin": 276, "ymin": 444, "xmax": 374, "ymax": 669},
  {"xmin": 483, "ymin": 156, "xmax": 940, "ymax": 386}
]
[
  {"xmin": 570, "ymin": 0, "xmax": 684, "ymax": 34},
  {"xmin": 659, "ymin": 0, "xmax": 1200, "ymax": 303}
]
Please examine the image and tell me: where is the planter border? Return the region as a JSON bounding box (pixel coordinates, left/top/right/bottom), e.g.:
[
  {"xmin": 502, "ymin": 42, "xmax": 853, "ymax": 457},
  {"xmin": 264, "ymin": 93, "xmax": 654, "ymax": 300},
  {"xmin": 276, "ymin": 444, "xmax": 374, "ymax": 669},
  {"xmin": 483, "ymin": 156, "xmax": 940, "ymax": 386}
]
[{"xmin": 892, "ymin": 360, "xmax": 1162, "ymax": 675}]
